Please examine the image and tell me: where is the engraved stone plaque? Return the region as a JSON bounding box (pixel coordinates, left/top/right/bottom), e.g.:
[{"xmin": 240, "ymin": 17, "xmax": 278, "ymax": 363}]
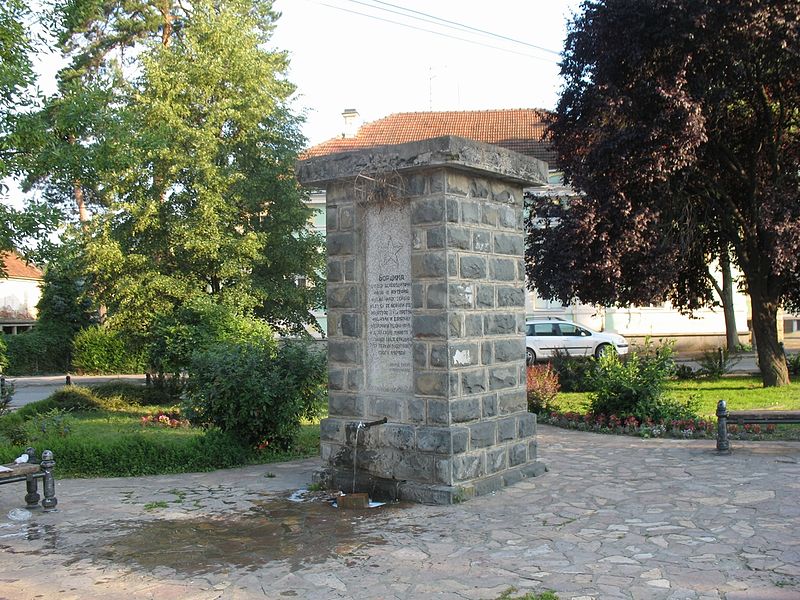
[{"xmin": 365, "ymin": 203, "xmax": 412, "ymax": 392}]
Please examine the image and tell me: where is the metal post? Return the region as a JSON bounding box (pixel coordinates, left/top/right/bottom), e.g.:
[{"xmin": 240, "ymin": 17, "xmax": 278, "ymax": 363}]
[
  {"xmin": 716, "ymin": 399, "xmax": 730, "ymax": 453},
  {"xmin": 25, "ymin": 474, "xmax": 40, "ymax": 507},
  {"xmin": 40, "ymin": 450, "xmax": 57, "ymax": 511}
]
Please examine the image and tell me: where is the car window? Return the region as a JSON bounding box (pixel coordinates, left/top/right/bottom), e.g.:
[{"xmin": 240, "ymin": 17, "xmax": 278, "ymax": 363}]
[
  {"xmin": 532, "ymin": 323, "xmax": 558, "ymax": 336},
  {"xmin": 556, "ymin": 323, "xmax": 582, "ymax": 337}
]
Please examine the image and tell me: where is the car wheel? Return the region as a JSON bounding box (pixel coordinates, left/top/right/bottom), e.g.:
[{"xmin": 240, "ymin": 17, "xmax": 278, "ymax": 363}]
[
  {"xmin": 595, "ymin": 343, "xmax": 615, "ymax": 359},
  {"xmin": 526, "ymin": 348, "xmax": 536, "ymax": 365}
]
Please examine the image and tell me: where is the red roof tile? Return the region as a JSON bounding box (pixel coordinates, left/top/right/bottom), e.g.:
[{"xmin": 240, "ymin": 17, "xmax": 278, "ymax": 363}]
[
  {"xmin": 1, "ymin": 252, "xmax": 43, "ymax": 280},
  {"xmin": 303, "ymin": 108, "xmax": 557, "ymax": 167}
]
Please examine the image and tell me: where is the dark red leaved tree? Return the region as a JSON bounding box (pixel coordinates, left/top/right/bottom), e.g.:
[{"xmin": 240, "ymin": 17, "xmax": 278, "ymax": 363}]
[{"xmin": 528, "ymin": 0, "xmax": 800, "ymax": 386}]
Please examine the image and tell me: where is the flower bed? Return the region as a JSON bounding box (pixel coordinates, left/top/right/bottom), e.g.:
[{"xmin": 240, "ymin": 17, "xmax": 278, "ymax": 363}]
[
  {"xmin": 141, "ymin": 411, "xmax": 189, "ymax": 429},
  {"xmin": 537, "ymin": 411, "xmax": 779, "ymax": 440}
]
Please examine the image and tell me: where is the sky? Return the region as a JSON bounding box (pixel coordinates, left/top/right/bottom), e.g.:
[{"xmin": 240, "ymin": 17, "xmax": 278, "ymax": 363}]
[{"xmin": 269, "ymin": 0, "xmax": 582, "ymax": 146}]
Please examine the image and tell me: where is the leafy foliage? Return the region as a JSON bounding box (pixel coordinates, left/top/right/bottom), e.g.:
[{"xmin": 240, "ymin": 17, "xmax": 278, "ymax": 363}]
[
  {"xmin": 549, "ymin": 351, "xmax": 596, "ymax": 392},
  {"xmin": 697, "ymin": 347, "xmax": 741, "ymax": 379},
  {"xmin": 0, "ymin": 0, "xmax": 34, "ymax": 180},
  {"xmin": 673, "ymin": 364, "xmax": 697, "ymax": 381},
  {"xmin": 588, "ymin": 340, "xmax": 677, "ymax": 420},
  {"xmin": 0, "ymin": 335, "xmax": 7, "ymax": 372},
  {"xmin": 90, "ymin": 381, "xmax": 172, "ymax": 406},
  {"xmin": 0, "ymin": 374, "xmax": 12, "ymax": 416},
  {"xmin": 183, "ymin": 340, "xmax": 326, "ymax": 449},
  {"xmin": 526, "ymin": 364, "xmax": 560, "ymax": 414},
  {"xmin": 2, "ymin": 329, "xmax": 71, "ymax": 375},
  {"xmin": 146, "ymin": 298, "xmax": 276, "ymax": 388},
  {"xmin": 787, "ymin": 353, "xmax": 800, "ymax": 377},
  {"xmin": 10, "ymin": 0, "xmax": 322, "ymax": 352},
  {"xmin": 0, "ymin": 411, "xmax": 27, "ymax": 445},
  {"xmin": 530, "ymin": 0, "xmax": 800, "ymax": 386},
  {"xmin": 72, "ymin": 326, "xmax": 145, "ymax": 374},
  {"xmin": 15, "ymin": 386, "xmax": 101, "ymax": 419},
  {"xmin": 81, "ymin": 0, "xmax": 324, "ymax": 339}
]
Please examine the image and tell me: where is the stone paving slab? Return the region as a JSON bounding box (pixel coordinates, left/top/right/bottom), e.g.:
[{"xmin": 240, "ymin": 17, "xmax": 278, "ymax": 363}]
[{"xmin": 1, "ymin": 427, "xmax": 799, "ymax": 599}]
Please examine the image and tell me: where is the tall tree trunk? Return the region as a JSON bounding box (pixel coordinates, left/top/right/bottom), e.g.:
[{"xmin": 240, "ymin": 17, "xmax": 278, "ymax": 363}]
[
  {"xmin": 720, "ymin": 252, "xmax": 738, "ymax": 352},
  {"xmin": 749, "ymin": 285, "xmax": 790, "ymax": 387},
  {"xmin": 708, "ymin": 253, "xmax": 739, "ymax": 353},
  {"xmin": 159, "ymin": 1, "xmax": 173, "ymax": 47},
  {"xmin": 73, "ymin": 179, "xmax": 88, "ymax": 224}
]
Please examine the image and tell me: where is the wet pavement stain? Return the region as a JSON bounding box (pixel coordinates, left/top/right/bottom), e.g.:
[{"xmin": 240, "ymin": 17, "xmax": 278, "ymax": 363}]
[{"xmin": 90, "ymin": 496, "xmax": 406, "ymax": 576}]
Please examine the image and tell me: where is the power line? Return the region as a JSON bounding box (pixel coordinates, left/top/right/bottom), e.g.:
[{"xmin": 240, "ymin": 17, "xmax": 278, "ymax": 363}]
[
  {"xmin": 350, "ymin": 0, "xmax": 562, "ymax": 57},
  {"xmin": 312, "ymin": 1, "xmax": 561, "ymax": 64}
]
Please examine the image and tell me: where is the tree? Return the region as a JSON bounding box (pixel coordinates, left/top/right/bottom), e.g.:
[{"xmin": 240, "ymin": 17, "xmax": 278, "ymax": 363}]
[
  {"xmin": 0, "ymin": 0, "xmax": 35, "ymax": 257},
  {"xmin": 528, "ymin": 0, "xmax": 800, "ymax": 386},
  {"xmin": 13, "ymin": 0, "xmax": 169, "ymax": 225},
  {"xmin": 83, "ymin": 0, "xmax": 323, "ymax": 340},
  {"xmin": 0, "ymin": 0, "xmax": 34, "ymax": 177}
]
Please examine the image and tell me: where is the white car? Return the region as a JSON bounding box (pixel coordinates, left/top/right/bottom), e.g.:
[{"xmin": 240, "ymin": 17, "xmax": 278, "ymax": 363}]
[{"xmin": 525, "ymin": 319, "xmax": 629, "ymax": 364}]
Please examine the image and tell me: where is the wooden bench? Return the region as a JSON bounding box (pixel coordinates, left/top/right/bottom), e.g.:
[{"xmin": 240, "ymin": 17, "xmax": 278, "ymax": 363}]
[
  {"xmin": 716, "ymin": 400, "xmax": 800, "ymax": 452},
  {"xmin": 0, "ymin": 447, "xmax": 57, "ymax": 511}
]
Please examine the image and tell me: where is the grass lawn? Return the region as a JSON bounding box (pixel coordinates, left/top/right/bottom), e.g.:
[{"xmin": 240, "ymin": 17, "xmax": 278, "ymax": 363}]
[
  {"xmin": 545, "ymin": 376, "xmax": 800, "ymax": 441},
  {"xmin": 552, "ymin": 376, "xmax": 800, "ymax": 418},
  {"xmin": 0, "ymin": 385, "xmax": 322, "ymax": 478}
]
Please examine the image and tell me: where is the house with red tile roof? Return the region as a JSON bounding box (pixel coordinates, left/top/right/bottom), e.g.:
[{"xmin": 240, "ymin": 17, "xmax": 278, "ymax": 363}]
[
  {"xmin": 1, "ymin": 252, "xmax": 43, "ymax": 335},
  {"xmin": 303, "ymin": 108, "xmax": 557, "ymax": 167}
]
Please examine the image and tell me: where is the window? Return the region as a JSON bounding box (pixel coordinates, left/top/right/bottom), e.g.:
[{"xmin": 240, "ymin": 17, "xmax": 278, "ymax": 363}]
[
  {"xmin": 533, "ymin": 323, "xmax": 558, "ymax": 336},
  {"xmin": 556, "ymin": 323, "xmax": 583, "ymax": 337}
]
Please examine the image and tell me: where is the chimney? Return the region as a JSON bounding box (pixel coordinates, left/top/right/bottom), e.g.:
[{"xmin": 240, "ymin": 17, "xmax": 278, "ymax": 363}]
[{"xmin": 341, "ymin": 108, "xmax": 359, "ymax": 138}]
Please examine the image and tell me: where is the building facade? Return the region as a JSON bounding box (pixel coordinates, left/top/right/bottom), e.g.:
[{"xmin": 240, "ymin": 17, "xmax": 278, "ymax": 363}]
[{"xmin": 0, "ymin": 252, "xmax": 43, "ymax": 335}]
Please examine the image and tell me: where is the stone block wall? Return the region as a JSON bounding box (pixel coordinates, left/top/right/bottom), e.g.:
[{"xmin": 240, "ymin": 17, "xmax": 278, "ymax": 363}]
[{"xmin": 299, "ymin": 136, "xmax": 547, "ymax": 503}]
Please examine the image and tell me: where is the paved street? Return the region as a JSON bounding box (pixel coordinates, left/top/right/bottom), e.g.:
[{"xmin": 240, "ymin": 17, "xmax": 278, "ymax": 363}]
[
  {"xmin": 4, "ymin": 375, "xmax": 146, "ymax": 408},
  {"xmin": 1, "ymin": 425, "xmax": 798, "ymax": 599}
]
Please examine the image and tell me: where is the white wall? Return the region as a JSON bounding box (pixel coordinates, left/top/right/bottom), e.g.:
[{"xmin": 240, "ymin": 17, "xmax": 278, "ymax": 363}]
[
  {"xmin": 0, "ymin": 277, "xmax": 42, "ymax": 323},
  {"xmin": 524, "ymin": 262, "xmax": 752, "ymax": 350}
]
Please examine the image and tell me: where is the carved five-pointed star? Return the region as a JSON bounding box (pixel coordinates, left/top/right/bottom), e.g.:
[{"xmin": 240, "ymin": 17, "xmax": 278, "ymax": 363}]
[{"xmin": 379, "ymin": 236, "xmax": 403, "ymax": 271}]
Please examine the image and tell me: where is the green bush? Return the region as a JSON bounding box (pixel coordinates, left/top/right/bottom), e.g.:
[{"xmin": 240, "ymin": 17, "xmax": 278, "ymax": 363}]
[
  {"xmin": 786, "ymin": 353, "xmax": 800, "ymax": 376},
  {"xmin": 697, "ymin": 347, "xmax": 741, "ymax": 379},
  {"xmin": 550, "ymin": 351, "xmax": 597, "ymax": 392},
  {"xmin": 0, "ymin": 335, "xmax": 7, "ymax": 372},
  {"xmin": 28, "ymin": 408, "xmax": 74, "ymax": 439},
  {"xmin": 526, "ymin": 364, "xmax": 560, "ymax": 414},
  {"xmin": 147, "ymin": 299, "xmax": 276, "ymax": 393},
  {"xmin": 0, "ymin": 376, "xmax": 13, "ymax": 416},
  {"xmin": 589, "ymin": 340, "xmax": 676, "ymax": 418},
  {"xmin": 3, "ymin": 329, "xmax": 71, "ymax": 375},
  {"xmin": 72, "ymin": 326, "xmax": 145, "ymax": 374},
  {"xmin": 0, "ymin": 412, "xmax": 27, "ymax": 445},
  {"xmin": 91, "ymin": 381, "xmax": 174, "ymax": 405},
  {"xmin": 183, "ymin": 340, "xmax": 326, "ymax": 449},
  {"xmin": 15, "ymin": 386, "xmax": 101, "ymax": 419},
  {"xmin": 629, "ymin": 394, "xmax": 699, "ymax": 423},
  {"xmin": 673, "ymin": 363, "xmax": 697, "ymax": 380}
]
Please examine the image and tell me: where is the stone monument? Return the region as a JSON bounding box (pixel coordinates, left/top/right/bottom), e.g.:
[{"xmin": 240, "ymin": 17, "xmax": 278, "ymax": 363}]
[{"xmin": 297, "ymin": 136, "xmax": 548, "ymax": 504}]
